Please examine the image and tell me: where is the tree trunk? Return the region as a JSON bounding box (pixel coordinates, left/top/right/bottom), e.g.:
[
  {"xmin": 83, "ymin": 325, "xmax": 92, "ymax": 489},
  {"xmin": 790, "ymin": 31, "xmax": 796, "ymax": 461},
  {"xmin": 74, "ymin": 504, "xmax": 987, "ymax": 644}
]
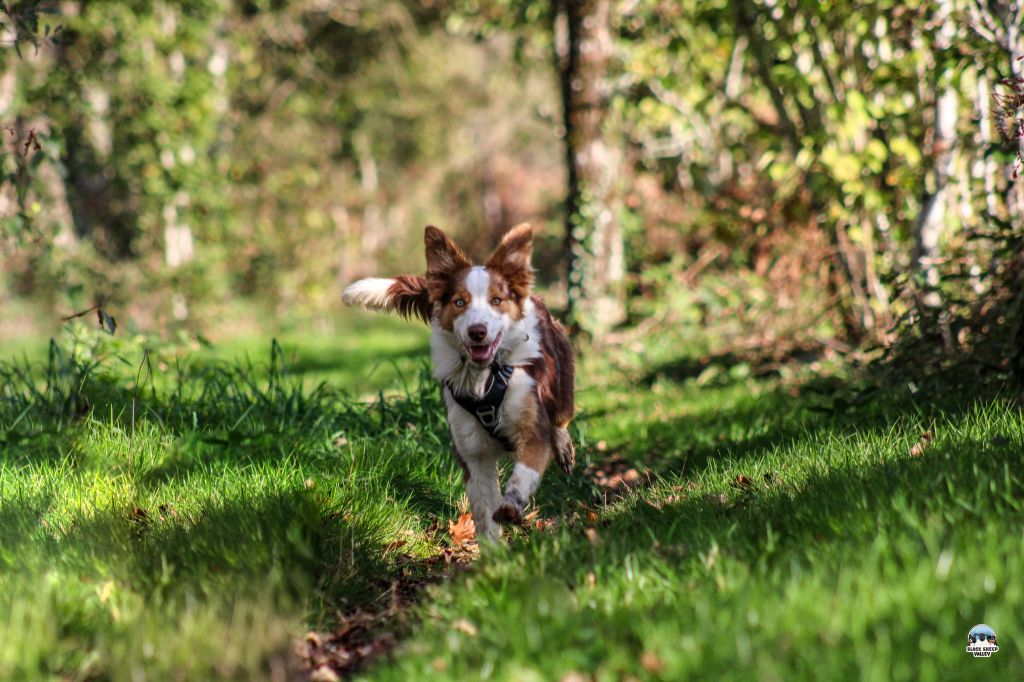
[
  {"xmin": 1006, "ymin": 8, "xmax": 1024, "ymax": 224},
  {"xmin": 554, "ymin": 0, "xmax": 625, "ymax": 332},
  {"xmin": 913, "ymin": 0, "xmax": 959, "ymax": 305}
]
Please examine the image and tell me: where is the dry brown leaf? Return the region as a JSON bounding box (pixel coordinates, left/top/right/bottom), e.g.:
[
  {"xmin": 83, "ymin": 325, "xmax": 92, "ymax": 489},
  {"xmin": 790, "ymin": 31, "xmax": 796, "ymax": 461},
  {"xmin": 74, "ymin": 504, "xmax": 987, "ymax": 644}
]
[
  {"xmin": 385, "ymin": 540, "xmax": 407, "ymax": 551},
  {"xmin": 587, "ymin": 572, "xmax": 596, "ymax": 590},
  {"xmin": 585, "ymin": 527, "xmax": 601, "ymax": 546},
  {"xmin": 586, "ymin": 511, "xmax": 599, "ymax": 524},
  {"xmin": 448, "ymin": 513, "xmax": 476, "ymax": 545},
  {"xmin": 640, "ymin": 650, "xmax": 665, "ymax": 673},
  {"xmin": 910, "ymin": 431, "xmax": 934, "ymax": 457},
  {"xmin": 452, "ymin": 618, "xmax": 478, "ymax": 637},
  {"xmin": 732, "ymin": 475, "xmax": 755, "ymax": 491},
  {"xmin": 310, "ymin": 665, "xmax": 341, "ymax": 682}
]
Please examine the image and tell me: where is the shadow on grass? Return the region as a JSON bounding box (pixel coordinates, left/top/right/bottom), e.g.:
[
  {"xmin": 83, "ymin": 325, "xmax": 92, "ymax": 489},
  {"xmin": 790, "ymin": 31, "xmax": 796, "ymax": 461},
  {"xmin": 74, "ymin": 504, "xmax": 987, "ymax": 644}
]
[
  {"xmin": 15, "ymin": 485, "xmax": 397, "ymax": 617},
  {"xmin": 639, "ymin": 345, "xmax": 827, "ymax": 386}
]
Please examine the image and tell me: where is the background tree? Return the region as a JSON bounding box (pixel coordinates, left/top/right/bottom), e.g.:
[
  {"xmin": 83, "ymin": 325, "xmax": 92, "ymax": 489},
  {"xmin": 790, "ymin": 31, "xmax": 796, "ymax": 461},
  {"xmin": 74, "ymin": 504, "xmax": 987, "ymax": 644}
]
[{"xmin": 554, "ymin": 0, "xmax": 625, "ymax": 332}]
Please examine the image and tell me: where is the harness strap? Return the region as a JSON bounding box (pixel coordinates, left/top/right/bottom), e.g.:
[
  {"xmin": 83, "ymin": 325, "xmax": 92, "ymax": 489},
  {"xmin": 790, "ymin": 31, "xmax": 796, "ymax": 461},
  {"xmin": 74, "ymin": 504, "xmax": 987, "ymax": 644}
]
[{"xmin": 447, "ymin": 363, "xmax": 517, "ymax": 452}]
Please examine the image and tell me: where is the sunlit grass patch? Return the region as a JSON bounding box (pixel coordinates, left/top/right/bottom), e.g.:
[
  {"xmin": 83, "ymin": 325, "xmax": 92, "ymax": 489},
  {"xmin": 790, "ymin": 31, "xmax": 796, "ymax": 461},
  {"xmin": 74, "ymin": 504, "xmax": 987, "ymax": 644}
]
[
  {"xmin": 0, "ymin": 324, "xmax": 458, "ymax": 680},
  {"xmin": 2, "ymin": 321, "xmax": 1022, "ymax": 680}
]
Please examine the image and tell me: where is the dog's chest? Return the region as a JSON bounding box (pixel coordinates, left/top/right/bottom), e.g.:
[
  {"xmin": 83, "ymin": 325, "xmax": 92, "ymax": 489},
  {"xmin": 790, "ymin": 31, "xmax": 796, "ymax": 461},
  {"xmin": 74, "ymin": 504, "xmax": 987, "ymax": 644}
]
[{"xmin": 443, "ymin": 369, "xmax": 535, "ymax": 457}]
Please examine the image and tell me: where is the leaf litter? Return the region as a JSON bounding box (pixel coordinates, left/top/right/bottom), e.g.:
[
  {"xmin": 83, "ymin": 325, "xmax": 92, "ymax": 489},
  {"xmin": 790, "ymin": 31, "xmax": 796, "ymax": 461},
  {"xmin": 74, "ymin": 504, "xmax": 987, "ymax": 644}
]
[{"xmin": 296, "ymin": 514, "xmax": 479, "ymax": 679}]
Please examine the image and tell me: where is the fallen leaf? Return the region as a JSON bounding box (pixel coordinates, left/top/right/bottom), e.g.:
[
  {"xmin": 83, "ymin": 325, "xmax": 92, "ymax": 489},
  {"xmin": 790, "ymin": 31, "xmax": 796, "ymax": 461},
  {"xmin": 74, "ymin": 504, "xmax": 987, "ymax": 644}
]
[
  {"xmin": 304, "ymin": 478, "xmax": 315, "ymax": 489},
  {"xmin": 448, "ymin": 513, "xmax": 476, "ymax": 546},
  {"xmin": 585, "ymin": 527, "xmax": 601, "ymax": 546},
  {"xmin": 130, "ymin": 507, "xmax": 150, "ymax": 528},
  {"xmin": 909, "ymin": 431, "xmax": 934, "ymax": 457},
  {"xmin": 640, "ymin": 650, "xmax": 665, "ymax": 673},
  {"xmin": 587, "ymin": 572, "xmax": 596, "ymax": 590},
  {"xmin": 586, "ymin": 510, "xmax": 598, "ymax": 524},
  {"xmin": 385, "ymin": 540, "xmax": 407, "ymax": 551},
  {"xmin": 310, "ymin": 665, "xmax": 340, "ymax": 682},
  {"xmin": 732, "ymin": 475, "xmax": 755, "ymax": 491},
  {"xmin": 452, "ymin": 619, "xmax": 477, "ymax": 637}
]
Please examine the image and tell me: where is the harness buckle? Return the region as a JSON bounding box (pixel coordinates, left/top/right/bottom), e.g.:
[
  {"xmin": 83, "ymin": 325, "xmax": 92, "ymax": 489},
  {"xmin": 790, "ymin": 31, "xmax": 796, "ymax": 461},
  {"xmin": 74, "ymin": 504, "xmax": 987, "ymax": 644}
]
[{"xmin": 476, "ymin": 405, "xmax": 499, "ymax": 428}]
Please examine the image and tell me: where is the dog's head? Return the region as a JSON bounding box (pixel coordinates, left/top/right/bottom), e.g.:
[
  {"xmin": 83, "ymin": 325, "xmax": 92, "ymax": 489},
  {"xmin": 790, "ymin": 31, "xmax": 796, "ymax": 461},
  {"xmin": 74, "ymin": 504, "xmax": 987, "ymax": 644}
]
[{"xmin": 424, "ymin": 224, "xmax": 533, "ymax": 366}]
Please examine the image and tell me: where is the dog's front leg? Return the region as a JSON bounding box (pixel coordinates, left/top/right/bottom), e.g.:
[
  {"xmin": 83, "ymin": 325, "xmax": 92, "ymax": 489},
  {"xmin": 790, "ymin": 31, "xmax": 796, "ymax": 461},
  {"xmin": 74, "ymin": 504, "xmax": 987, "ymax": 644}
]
[
  {"xmin": 493, "ymin": 437, "xmax": 551, "ymax": 526},
  {"xmin": 462, "ymin": 451, "xmax": 503, "ymax": 543}
]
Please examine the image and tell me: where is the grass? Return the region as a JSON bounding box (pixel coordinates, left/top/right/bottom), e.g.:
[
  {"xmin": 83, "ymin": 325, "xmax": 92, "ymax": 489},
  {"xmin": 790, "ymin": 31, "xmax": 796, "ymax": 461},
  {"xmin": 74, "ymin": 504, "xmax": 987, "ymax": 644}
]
[{"xmin": 0, "ymin": 317, "xmax": 1021, "ymax": 680}]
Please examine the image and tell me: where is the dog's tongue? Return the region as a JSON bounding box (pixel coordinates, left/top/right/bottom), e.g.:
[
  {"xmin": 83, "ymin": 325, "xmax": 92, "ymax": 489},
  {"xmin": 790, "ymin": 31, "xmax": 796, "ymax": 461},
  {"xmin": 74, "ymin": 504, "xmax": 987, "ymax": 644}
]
[{"xmin": 469, "ymin": 344, "xmax": 492, "ymax": 363}]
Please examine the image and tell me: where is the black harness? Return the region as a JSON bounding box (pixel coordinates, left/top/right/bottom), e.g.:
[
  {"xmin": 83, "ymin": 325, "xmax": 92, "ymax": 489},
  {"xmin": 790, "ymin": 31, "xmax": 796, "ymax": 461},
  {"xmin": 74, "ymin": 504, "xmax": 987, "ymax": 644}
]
[{"xmin": 447, "ymin": 363, "xmax": 517, "ymax": 452}]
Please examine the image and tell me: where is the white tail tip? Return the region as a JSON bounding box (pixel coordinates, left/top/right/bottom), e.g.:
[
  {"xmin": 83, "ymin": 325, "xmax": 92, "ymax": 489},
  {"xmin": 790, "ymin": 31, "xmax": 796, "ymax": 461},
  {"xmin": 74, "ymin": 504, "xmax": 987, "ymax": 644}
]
[{"xmin": 342, "ymin": 278, "xmax": 395, "ymax": 310}]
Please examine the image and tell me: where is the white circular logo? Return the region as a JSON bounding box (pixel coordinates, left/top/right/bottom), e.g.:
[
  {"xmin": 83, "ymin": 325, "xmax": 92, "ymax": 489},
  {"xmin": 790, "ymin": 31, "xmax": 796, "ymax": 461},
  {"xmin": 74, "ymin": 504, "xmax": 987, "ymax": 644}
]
[{"xmin": 966, "ymin": 624, "xmax": 999, "ymax": 658}]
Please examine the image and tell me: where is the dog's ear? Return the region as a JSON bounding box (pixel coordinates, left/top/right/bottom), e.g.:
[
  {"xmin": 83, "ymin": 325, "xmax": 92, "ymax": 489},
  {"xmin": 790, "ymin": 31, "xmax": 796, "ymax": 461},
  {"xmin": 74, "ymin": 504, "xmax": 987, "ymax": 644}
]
[
  {"xmin": 424, "ymin": 225, "xmax": 471, "ymax": 301},
  {"xmin": 486, "ymin": 223, "xmax": 533, "ymax": 302}
]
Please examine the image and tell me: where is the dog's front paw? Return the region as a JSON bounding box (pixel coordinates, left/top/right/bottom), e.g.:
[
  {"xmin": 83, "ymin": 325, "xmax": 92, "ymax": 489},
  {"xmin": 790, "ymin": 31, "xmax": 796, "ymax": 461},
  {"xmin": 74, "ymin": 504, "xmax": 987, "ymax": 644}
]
[{"xmin": 492, "ymin": 492, "xmax": 524, "ymax": 526}]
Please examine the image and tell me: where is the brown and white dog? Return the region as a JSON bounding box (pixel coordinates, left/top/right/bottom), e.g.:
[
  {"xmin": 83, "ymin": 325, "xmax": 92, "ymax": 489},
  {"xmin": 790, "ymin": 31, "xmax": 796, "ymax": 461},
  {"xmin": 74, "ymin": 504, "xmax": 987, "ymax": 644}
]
[{"xmin": 342, "ymin": 224, "xmax": 574, "ymax": 541}]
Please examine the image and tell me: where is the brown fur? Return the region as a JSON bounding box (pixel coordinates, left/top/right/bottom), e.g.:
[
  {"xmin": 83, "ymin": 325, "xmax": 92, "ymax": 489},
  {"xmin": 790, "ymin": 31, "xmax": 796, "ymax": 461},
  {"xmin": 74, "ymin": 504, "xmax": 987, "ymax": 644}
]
[
  {"xmin": 424, "ymin": 225, "xmax": 471, "ymax": 304},
  {"xmin": 486, "ymin": 223, "xmax": 534, "ymax": 304},
  {"xmin": 385, "ymin": 275, "xmax": 433, "ymax": 323},
  {"xmin": 483, "ymin": 270, "xmax": 525, "ymax": 321},
  {"xmin": 524, "ymin": 299, "xmax": 575, "ymax": 429},
  {"xmin": 522, "ymin": 297, "xmax": 575, "ymax": 473}
]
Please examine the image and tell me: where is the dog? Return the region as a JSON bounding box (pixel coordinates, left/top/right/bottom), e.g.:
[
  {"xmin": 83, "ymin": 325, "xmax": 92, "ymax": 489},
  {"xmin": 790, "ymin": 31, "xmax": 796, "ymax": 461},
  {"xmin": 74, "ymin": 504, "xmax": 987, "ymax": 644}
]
[{"xmin": 342, "ymin": 224, "xmax": 575, "ymax": 542}]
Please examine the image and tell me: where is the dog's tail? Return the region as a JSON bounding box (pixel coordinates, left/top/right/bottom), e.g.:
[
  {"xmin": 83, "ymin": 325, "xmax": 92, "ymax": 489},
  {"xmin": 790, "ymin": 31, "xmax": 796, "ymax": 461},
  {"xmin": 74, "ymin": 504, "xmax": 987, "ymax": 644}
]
[
  {"xmin": 553, "ymin": 426, "xmax": 575, "ymax": 475},
  {"xmin": 342, "ymin": 276, "xmax": 432, "ymax": 324}
]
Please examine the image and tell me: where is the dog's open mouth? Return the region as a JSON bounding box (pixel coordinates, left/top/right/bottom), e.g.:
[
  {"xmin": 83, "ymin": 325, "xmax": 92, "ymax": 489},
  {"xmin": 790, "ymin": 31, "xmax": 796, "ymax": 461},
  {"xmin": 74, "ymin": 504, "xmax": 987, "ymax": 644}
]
[{"xmin": 466, "ymin": 333, "xmax": 501, "ymax": 364}]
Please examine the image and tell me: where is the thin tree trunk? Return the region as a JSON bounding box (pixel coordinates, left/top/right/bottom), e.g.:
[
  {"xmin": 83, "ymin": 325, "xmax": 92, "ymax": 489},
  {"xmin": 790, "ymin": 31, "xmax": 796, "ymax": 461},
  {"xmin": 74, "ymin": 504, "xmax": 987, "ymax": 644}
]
[
  {"xmin": 913, "ymin": 0, "xmax": 959, "ymax": 305},
  {"xmin": 1006, "ymin": 7, "xmax": 1024, "ymax": 223},
  {"xmin": 554, "ymin": 0, "xmax": 625, "ymax": 332}
]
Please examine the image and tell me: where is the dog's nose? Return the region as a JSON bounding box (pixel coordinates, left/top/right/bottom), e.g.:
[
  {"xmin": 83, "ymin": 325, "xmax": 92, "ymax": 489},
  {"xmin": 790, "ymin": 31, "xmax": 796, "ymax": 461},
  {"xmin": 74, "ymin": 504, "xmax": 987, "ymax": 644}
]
[{"xmin": 468, "ymin": 324, "xmax": 487, "ymax": 343}]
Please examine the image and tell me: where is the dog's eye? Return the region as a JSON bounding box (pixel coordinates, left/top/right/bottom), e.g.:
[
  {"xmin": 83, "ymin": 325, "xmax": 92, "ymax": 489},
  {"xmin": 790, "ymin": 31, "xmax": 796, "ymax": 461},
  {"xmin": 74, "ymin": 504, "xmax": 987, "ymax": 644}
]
[
  {"xmin": 491, "ymin": 297, "xmax": 502, "ymax": 306},
  {"xmin": 454, "ymin": 298, "xmax": 466, "ymax": 308}
]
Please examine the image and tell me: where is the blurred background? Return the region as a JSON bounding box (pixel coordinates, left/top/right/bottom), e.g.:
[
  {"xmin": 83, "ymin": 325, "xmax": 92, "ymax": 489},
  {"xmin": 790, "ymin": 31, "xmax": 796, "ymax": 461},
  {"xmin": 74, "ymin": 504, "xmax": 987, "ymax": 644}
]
[{"xmin": 1, "ymin": 0, "xmax": 1022, "ymax": 366}]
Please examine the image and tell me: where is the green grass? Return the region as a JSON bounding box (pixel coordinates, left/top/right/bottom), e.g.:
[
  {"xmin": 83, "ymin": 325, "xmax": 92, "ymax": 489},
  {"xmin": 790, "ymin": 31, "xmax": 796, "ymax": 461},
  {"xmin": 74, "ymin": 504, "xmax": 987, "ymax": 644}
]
[{"xmin": 1, "ymin": 318, "xmax": 1021, "ymax": 680}]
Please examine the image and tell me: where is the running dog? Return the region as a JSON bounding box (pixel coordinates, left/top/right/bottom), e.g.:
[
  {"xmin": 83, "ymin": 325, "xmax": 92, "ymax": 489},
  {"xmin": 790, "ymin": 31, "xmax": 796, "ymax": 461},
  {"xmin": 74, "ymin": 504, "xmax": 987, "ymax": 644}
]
[{"xmin": 342, "ymin": 224, "xmax": 574, "ymax": 541}]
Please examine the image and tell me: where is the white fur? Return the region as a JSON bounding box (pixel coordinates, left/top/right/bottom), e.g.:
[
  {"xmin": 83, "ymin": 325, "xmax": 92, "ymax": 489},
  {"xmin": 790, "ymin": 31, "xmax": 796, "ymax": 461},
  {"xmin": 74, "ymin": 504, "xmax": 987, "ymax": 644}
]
[
  {"xmin": 431, "ymin": 295, "xmax": 541, "ymax": 396},
  {"xmin": 506, "ymin": 462, "xmax": 542, "ymax": 501},
  {"xmin": 342, "ymin": 278, "xmax": 395, "ymax": 311},
  {"xmin": 452, "ymin": 267, "xmax": 504, "ymax": 355},
  {"xmin": 462, "ymin": 452, "xmax": 502, "ymax": 543}
]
